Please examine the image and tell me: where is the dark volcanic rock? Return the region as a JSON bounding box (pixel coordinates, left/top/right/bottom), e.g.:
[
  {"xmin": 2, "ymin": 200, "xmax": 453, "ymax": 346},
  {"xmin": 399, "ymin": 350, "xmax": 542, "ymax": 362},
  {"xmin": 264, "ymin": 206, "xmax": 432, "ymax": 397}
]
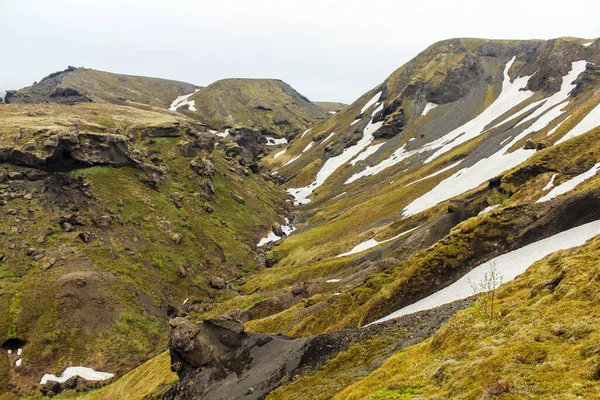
[
  {"xmin": 142, "ymin": 123, "xmax": 182, "ymax": 138},
  {"xmin": 374, "ymin": 111, "xmax": 405, "ymax": 139},
  {"xmin": 227, "ymin": 127, "xmax": 267, "ymax": 166},
  {"xmin": 0, "ymin": 133, "xmax": 134, "ymax": 172},
  {"xmin": 164, "ymin": 300, "xmax": 472, "ymax": 400}
]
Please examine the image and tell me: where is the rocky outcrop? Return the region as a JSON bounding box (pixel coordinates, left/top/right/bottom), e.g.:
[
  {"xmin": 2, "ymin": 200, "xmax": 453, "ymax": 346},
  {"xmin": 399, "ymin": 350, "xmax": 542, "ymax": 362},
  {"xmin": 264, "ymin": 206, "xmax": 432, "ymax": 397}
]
[
  {"xmin": 180, "ymin": 135, "xmax": 216, "ymax": 157},
  {"xmin": 142, "ymin": 123, "xmax": 183, "ymax": 139},
  {"xmin": 165, "ymin": 300, "xmax": 472, "ymax": 400},
  {"xmin": 225, "ymin": 127, "xmax": 267, "ymax": 166},
  {"xmin": 0, "ymin": 132, "xmax": 166, "ymax": 179},
  {"xmin": 374, "ymin": 110, "xmax": 405, "ymax": 139}
]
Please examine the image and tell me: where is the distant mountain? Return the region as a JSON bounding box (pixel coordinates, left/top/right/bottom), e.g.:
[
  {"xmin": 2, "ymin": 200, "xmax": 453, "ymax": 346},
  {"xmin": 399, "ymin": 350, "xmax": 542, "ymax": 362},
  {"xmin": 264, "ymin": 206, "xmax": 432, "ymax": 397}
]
[
  {"xmin": 172, "ymin": 78, "xmax": 328, "ymax": 137},
  {"xmin": 4, "ymin": 66, "xmax": 199, "ymax": 109}
]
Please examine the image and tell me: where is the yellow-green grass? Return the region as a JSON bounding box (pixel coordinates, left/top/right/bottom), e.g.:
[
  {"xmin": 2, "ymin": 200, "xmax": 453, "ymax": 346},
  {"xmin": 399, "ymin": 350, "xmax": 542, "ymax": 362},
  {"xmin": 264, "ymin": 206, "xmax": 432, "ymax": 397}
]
[{"xmin": 335, "ymin": 236, "xmax": 600, "ymax": 399}]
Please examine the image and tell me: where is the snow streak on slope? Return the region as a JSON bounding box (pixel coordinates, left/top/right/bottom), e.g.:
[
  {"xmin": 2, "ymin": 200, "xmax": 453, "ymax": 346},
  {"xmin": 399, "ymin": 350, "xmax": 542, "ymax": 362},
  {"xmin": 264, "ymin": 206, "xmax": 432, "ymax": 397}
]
[
  {"xmin": 321, "ymin": 132, "xmax": 336, "ymax": 144},
  {"xmin": 169, "ymin": 89, "xmax": 200, "ymax": 112},
  {"xmin": 555, "ymin": 101, "xmax": 600, "ymax": 144},
  {"xmin": 273, "ymin": 149, "xmax": 287, "ymax": 159},
  {"xmin": 402, "ymin": 60, "xmax": 586, "ymax": 217},
  {"xmin": 360, "ymin": 91, "xmax": 382, "ymax": 114},
  {"xmin": 346, "ymin": 57, "xmax": 535, "ymax": 184},
  {"xmin": 542, "ymin": 173, "xmax": 557, "ymax": 191},
  {"xmin": 537, "ymin": 163, "xmax": 600, "ymax": 203},
  {"xmin": 404, "ymin": 160, "xmax": 463, "ymax": 187},
  {"xmin": 286, "ymin": 95, "xmax": 384, "ymax": 205},
  {"xmin": 40, "ymin": 367, "xmax": 114, "ymax": 384},
  {"xmin": 336, "ymin": 226, "xmax": 420, "ymax": 258},
  {"xmin": 350, "ymin": 143, "xmax": 384, "ymax": 165},
  {"xmin": 300, "ymin": 128, "xmax": 311, "ymax": 138},
  {"xmin": 423, "ymin": 56, "xmax": 535, "ymax": 163},
  {"xmin": 373, "ymin": 219, "xmax": 600, "ymax": 323},
  {"xmin": 283, "ymin": 154, "xmax": 301, "ymax": 167}
]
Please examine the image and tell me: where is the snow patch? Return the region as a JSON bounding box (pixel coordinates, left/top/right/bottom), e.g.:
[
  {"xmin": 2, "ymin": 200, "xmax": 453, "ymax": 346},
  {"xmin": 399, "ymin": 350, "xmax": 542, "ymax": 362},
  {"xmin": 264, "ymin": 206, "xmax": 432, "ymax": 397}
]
[
  {"xmin": 266, "ymin": 136, "xmax": 288, "ymax": 145},
  {"xmin": 273, "ymin": 149, "xmax": 287, "ymax": 159},
  {"xmin": 169, "ymin": 89, "xmax": 200, "ymax": 112},
  {"xmin": 303, "ymin": 142, "xmax": 313, "ymax": 153},
  {"xmin": 421, "ymin": 102, "xmax": 438, "ymax": 116},
  {"xmin": 583, "ymin": 42, "xmax": 594, "ymax": 47},
  {"xmin": 336, "ymin": 226, "xmax": 419, "ymax": 258},
  {"xmin": 326, "ymin": 279, "xmax": 341, "ymax": 283},
  {"xmin": 287, "ymin": 103, "xmax": 384, "ymax": 205},
  {"xmin": 40, "ymin": 367, "xmax": 114, "ymax": 385},
  {"xmin": 555, "ymin": 102, "xmax": 600, "ymax": 144},
  {"xmin": 373, "ymin": 219, "xmax": 600, "ymax": 323},
  {"xmin": 478, "ymin": 204, "xmax": 500, "ymax": 216},
  {"xmin": 350, "ymin": 143, "xmax": 384, "ymax": 166},
  {"xmin": 351, "ymin": 119, "xmax": 361, "ymax": 126},
  {"xmin": 212, "ymin": 129, "xmax": 230, "ymax": 138},
  {"xmin": 329, "ymin": 111, "xmax": 336, "ymax": 115},
  {"xmin": 321, "ymin": 132, "xmax": 336, "ymax": 144},
  {"xmin": 360, "ymin": 92, "xmax": 382, "ymax": 114},
  {"xmin": 543, "ymin": 173, "xmax": 557, "ymax": 191},
  {"xmin": 15, "ymin": 359, "xmax": 22, "ymax": 367},
  {"xmin": 537, "ymin": 163, "xmax": 600, "ymax": 203},
  {"xmin": 404, "ymin": 160, "xmax": 463, "ymax": 187},
  {"xmin": 547, "ymin": 116, "xmax": 571, "ymax": 136},
  {"xmin": 283, "ymin": 155, "xmax": 302, "ymax": 167},
  {"xmin": 300, "ymin": 128, "xmax": 311, "ymax": 139},
  {"xmin": 257, "ymin": 218, "xmax": 296, "ymax": 247}
]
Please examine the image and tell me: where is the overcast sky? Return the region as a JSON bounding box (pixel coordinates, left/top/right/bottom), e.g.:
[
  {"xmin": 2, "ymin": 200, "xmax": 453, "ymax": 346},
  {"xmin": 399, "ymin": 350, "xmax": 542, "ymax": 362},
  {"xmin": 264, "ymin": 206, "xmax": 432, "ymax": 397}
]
[{"xmin": 1, "ymin": 0, "xmax": 599, "ymax": 103}]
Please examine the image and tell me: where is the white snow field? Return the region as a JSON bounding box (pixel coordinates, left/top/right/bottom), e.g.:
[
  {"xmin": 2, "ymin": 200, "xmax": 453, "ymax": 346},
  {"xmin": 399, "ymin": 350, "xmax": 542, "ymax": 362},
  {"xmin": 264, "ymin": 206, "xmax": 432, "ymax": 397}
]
[
  {"xmin": 401, "ymin": 60, "xmax": 586, "ymax": 217},
  {"xmin": 169, "ymin": 89, "xmax": 200, "ymax": 112},
  {"xmin": 336, "ymin": 226, "xmax": 420, "ymax": 258},
  {"xmin": 372, "ymin": 219, "xmax": 600, "ymax": 324},
  {"xmin": 40, "ymin": 366, "xmax": 114, "ymax": 385},
  {"xmin": 537, "ymin": 163, "xmax": 600, "ymax": 203},
  {"xmin": 303, "ymin": 142, "xmax": 314, "ymax": 153},
  {"xmin": 286, "ymin": 93, "xmax": 384, "ymax": 205}
]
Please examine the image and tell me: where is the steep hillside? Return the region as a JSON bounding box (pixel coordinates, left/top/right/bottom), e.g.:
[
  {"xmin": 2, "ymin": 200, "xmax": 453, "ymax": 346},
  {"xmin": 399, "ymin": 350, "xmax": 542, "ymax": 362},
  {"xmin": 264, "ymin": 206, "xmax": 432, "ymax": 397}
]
[
  {"xmin": 159, "ymin": 36, "xmax": 600, "ymax": 398},
  {"xmin": 171, "ymin": 78, "xmax": 328, "ymax": 137},
  {"xmin": 4, "ymin": 66, "xmax": 199, "ymax": 109},
  {"xmin": 3, "ymin": 36, "xmax": 600, "ymax": 399},
  {"xmin": 0, "ymin": 102, "xmax": 290, "ymax": 397}
]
